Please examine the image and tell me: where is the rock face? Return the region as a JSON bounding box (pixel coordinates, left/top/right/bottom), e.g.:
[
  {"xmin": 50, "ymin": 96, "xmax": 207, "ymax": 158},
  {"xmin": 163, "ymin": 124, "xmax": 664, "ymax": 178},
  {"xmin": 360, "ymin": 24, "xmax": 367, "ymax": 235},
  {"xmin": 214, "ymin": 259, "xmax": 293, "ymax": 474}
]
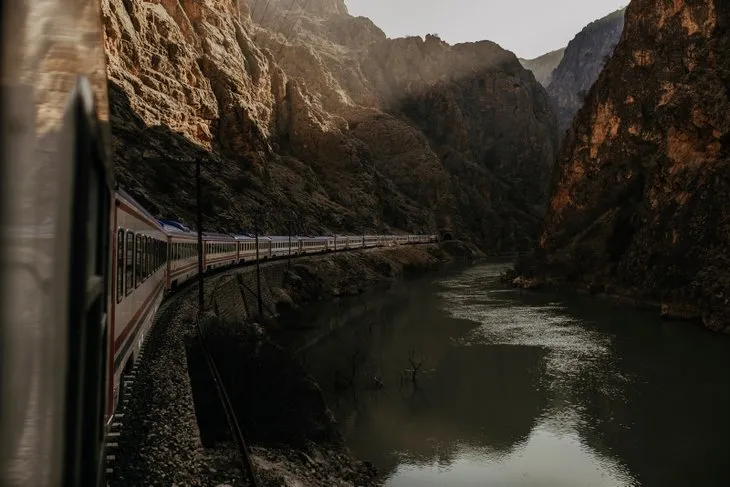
[
  {"xmin": 519, "ymin": 48, "xmax": 565, "ymax": 87},
  {"xmin": 548, "ymin": 8, "xmax": 626, "ymax": 134},
  {"xmin": 536, "ymin": 0, "xmax": 730, "ymax": 333},
  {"xmin": 102, "ymin": 0, "xmax": 558, "ymax": 252}
]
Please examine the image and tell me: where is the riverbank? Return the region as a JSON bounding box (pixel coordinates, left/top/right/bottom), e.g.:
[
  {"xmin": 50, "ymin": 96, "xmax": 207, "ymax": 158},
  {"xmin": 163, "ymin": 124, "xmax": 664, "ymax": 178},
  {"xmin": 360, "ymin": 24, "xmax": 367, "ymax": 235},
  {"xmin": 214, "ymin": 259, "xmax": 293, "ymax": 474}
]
[
  {"xmin": 278, "ymin": 242, "xmax": 478, "ymax": 310},
  {"xmin": 505, "ymin": 255, "xmax": 730, "ymax": 334},
  {"xmin": 201, "ymin": 241, "xmax": 482, "ymax": 486},
  {"xmin": 109, "ymin": 241, "xmax": 480, "ymax": 486}
]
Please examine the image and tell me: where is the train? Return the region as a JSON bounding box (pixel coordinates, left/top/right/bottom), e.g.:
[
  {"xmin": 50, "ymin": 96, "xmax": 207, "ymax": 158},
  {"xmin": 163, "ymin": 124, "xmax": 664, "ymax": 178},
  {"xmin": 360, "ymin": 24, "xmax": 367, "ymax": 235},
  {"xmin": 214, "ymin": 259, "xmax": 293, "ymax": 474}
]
[
  {"xmin": 112, "ymin": 188, "xmax": 437, "ymax": 419},
  {"xmin": 0, "ymin": 2, "xmax": 436, "ymax": 484}
]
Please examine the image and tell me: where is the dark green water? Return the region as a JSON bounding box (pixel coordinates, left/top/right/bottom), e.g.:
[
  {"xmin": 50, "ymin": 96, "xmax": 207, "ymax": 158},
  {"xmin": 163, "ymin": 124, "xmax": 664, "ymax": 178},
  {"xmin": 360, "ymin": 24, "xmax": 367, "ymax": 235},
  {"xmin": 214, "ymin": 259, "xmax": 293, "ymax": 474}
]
[{"xmin": 289, "ymin": 263, "xmax": 730, "ymax": 486}]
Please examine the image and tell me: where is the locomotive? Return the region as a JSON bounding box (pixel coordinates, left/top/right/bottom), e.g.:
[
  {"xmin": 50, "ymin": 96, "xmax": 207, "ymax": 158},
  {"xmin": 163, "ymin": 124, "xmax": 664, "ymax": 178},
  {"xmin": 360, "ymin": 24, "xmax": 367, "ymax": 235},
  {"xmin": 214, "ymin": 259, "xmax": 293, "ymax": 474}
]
[{"xmin": 0, "ymin": 1, "xmax": 436, "ymax": 486}]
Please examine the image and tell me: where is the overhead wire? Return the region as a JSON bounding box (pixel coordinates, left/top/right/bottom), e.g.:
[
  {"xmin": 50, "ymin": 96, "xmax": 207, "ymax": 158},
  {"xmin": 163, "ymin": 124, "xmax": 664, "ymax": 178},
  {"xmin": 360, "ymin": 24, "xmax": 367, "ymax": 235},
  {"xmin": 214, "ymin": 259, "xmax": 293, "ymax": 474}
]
[
  {"xmin": 250, "ymin": 0, "xmax": 261, "ymax": 19},
  {"xmin": 253, "ymin": 0, "xmax": 274, "ymax": 43},
  {"xmin": 276, "ymin": 0, "xmax": 309, "ymax": 57},
  {"xmin": 275, "ymin": 0, "xmax": 300, "ymax": 39},
  {"xmin": 254, "ymin": 0, "xmax": 304, "ymax": 56}
]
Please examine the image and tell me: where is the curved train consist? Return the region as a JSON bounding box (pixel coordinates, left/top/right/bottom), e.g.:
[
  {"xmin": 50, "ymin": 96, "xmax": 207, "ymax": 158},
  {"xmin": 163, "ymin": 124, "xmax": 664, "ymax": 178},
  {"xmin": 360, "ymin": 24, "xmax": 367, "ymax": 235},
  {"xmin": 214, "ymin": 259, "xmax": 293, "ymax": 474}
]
[
  {"xmin": 112, "ymin": 189, "xmax": 437, "ymax": 423},
  {"xmin": 0, "ymin": 1, "xmax": 435, "ymax": 485}
]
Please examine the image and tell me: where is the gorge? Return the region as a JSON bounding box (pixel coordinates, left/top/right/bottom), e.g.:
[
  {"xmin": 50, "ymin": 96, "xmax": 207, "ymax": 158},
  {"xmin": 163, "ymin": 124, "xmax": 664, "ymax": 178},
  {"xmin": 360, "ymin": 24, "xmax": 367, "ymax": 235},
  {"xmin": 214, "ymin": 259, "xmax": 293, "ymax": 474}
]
[
  {"xmin": 97, "ymin": 0, "xmax": 730, "ymax": 486},
  {"xmin": 103, "ymin": 0, "xmax": 557, "ymax": 253},
  {"xmin": 528, "ymin": 0, "xmax": 730, "ymax": 334}
]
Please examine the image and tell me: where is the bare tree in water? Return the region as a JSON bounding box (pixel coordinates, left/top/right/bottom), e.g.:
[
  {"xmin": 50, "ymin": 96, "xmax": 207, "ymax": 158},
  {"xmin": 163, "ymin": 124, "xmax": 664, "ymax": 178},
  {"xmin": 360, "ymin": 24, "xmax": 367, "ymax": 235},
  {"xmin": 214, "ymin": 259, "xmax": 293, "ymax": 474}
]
[{"xmin": 401, "ymin": 349, "xmax": 426, "ymax": 386}]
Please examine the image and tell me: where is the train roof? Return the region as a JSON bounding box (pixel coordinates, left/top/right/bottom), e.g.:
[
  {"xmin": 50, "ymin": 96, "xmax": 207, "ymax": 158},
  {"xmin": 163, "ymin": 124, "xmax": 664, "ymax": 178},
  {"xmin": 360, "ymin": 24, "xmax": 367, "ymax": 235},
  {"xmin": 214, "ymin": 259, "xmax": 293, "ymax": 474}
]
[
  {"xmin": 158, "ymin": 219, "xmax": 193, "ymax": 233},
  {"xmin": 231, "ymin": 234, "xmax": 271, "ymax": 241},
  {"xmin": 202, "ymin": 232, "xmax": 236, "ymax": 242},
  {"xmin": 117, "ymin": 189, "xmax": 164, "ymax": 230}
]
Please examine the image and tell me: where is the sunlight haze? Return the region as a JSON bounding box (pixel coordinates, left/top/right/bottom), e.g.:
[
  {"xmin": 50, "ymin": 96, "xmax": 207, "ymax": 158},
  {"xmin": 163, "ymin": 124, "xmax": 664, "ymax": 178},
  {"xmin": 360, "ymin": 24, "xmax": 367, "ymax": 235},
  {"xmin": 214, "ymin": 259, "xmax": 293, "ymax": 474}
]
[{"xmin": 345, "ymin": 0, "xmax": 628, "ymax": 59}]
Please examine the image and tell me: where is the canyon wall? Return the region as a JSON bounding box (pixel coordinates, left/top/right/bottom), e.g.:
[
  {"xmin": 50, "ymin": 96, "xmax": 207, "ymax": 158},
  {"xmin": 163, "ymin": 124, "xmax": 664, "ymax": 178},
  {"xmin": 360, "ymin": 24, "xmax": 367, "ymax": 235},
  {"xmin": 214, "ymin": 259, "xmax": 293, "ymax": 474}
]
[
  {"xmin": 519, "ymin": 48, "xmax": 565, "ymax": 87},
  {"xmin": 548, "ymin": 8, "xmax": 626, "ymax": 134},
  {"xmin": 102, "ymin": 0, "xmax": 558, "ymax": 251},
  {"xmin": 536, "ymin": 0, "xmax": 730, "ymax": 332}
]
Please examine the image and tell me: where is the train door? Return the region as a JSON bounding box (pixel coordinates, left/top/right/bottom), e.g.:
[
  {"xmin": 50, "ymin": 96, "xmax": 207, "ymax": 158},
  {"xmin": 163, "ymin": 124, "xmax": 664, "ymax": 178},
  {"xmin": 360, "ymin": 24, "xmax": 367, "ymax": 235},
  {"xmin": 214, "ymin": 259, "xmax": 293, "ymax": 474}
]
[{"xmin": 63, "ymin": 78, "xmax": 113, "ymax": 487}]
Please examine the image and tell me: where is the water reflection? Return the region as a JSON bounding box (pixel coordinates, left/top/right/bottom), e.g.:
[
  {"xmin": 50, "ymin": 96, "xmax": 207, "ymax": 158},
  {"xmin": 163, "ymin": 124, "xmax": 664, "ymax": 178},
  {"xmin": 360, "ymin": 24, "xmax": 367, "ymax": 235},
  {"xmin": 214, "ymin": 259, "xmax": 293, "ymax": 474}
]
[{"xmin": 289, "ymin": 263, "xmax": 730, "ymax": 486}]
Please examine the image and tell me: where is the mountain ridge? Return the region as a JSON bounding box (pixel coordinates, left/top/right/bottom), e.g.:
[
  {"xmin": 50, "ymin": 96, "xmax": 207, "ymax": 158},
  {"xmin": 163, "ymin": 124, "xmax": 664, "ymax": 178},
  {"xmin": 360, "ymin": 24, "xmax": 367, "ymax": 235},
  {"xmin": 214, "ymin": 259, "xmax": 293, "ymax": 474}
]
[
  {"xmin": 102, "ymin": 0, "xmax": 558, "ymax": 252},
  {"xmin": 548, "ymin": 7, "xmax": 627, "ymax": 134},
  {"xmin": 528, "ymin": 0, "xmax": 730, "ymax": 333}
]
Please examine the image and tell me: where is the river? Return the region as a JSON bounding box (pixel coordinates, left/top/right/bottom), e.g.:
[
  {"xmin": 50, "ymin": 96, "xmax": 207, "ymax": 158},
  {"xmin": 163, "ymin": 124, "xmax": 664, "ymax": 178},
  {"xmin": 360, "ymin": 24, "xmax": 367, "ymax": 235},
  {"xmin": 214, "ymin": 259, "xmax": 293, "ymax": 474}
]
[{"xmin": 286, "ymin": 262, "xmax": 730, "ymax": 486}]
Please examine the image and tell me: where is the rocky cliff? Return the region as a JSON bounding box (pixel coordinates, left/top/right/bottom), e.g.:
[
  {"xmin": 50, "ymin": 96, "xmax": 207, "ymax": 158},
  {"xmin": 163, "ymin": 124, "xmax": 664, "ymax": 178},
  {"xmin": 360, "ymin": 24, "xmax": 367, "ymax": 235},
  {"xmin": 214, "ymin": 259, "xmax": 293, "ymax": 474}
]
[
  {"xmin": 534, "ymin": 0, "xmax": 730, "ymax": 333},
  {"xmin": 519, "ymin": 48, "xmax": 565, "ymax": 87},
  {"xmin": 548, "ymin": 8, "xmax": 626, "ymax": 134},
  {"xmin": 102, "ymin": 0, "xmax": 557, "ymax": 251}
]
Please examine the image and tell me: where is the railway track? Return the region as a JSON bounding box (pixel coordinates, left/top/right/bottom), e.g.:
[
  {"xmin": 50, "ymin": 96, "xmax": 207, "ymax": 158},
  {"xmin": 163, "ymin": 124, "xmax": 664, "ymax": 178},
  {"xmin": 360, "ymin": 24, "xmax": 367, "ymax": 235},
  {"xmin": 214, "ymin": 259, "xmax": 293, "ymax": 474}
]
[{"xmin": 105, "ymin": 243, "xmax": 434, "ymax": 486}]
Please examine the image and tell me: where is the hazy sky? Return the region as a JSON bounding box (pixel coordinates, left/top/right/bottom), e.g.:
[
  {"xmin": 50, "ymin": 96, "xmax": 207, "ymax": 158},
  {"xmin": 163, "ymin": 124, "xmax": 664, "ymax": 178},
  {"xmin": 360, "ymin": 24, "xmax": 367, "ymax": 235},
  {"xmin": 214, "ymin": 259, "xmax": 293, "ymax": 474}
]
[{"xmin": 345, "ymin": 0, "xmax": 627, "ymax": 59}]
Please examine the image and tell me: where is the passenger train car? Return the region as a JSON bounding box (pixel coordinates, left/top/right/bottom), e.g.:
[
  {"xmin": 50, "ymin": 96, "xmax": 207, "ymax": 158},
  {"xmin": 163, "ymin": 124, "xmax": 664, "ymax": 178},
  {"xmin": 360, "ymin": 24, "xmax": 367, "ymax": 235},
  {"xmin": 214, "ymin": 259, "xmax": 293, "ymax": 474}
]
[
  {"xmin": 0, "ymin": 1, "xmax": 438, "ymax": 485},
  {"xmin": 111, "ymin": 191, "xmax": 168, "ymax": 412},
  {"xmin": 106, "ymin": 202, "xmax": 438, "ymax": 437}
]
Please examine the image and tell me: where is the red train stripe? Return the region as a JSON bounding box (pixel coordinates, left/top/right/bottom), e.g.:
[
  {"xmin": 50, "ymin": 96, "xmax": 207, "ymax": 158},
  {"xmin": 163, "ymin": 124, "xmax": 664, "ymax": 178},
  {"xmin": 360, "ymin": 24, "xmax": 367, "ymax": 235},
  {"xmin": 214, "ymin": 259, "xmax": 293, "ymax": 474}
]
[{"xmin": 113, "ymin": 279, "xmax": 165, "ymax": 354}]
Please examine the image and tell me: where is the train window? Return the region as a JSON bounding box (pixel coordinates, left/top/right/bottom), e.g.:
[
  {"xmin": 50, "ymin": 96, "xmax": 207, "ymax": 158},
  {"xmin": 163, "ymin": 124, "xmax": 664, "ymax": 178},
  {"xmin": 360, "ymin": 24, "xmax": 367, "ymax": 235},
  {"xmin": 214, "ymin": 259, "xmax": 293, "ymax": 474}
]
[
  {"xmin": 135, "ymin": 234, "xmax": 142, "ymax": 287},
  {"xmin": 145, "ymin": 237, "xmax": 153, "ymax": 277},
  {"xmin": 141, "ymin": 237, "xmax": 145, "ymax": 278},
  {"xmin": 146, "ymin": 236, "xmax": 151, "ymax": 278},
  {"xmin": 143, "ymin": 237, "xmax": 148, "ymax": 278},
  {"xmin": 126, "ymin": 231, "xmax": 135, "ymax": 295},
  {"xmin": 146, "ymin": 236, "xmax": 151, "ymax": 277},
  {"xmin": 117, "ymin": 229, "xmax": 124, "ymax": 303}
]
